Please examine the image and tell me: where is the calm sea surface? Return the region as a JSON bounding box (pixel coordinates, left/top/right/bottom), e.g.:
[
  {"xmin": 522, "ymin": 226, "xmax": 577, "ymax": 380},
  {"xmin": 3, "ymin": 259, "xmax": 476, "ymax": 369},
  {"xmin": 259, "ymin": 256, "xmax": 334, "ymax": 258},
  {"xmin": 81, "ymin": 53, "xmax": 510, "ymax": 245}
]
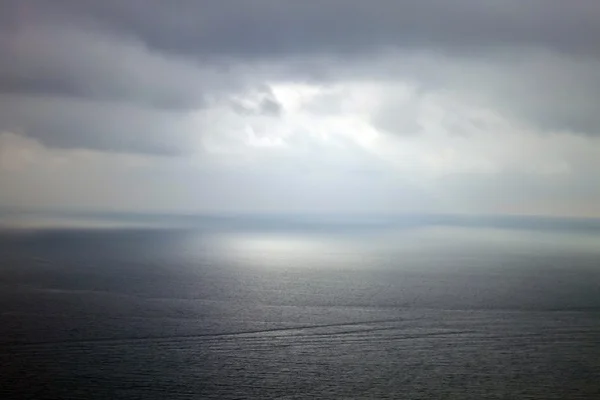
[{"xmin": 1, "ymin": 216, "xmax": 600, "ymax": 399}]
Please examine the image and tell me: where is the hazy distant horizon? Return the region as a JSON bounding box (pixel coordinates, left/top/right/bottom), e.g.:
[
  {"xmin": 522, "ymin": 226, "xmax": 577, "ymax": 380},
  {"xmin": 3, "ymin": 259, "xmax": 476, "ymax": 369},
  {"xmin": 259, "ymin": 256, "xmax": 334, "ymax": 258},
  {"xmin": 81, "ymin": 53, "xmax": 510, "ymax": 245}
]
[{"xmin": 3, "ymin": 207, "xmax": 600, "ymax": 233}]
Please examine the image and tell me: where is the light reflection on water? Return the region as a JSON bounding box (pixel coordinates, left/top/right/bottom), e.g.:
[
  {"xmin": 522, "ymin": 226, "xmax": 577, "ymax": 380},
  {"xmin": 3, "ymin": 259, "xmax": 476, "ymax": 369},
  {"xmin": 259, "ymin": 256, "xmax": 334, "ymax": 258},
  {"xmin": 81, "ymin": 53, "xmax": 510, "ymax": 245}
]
[
  {"xmin": 181, "ymin": 225, "xmax": 600, "ymax": 271},
  {"xmin": 187, "ymin": 232, "xmax": 360, "ymax": 269}
]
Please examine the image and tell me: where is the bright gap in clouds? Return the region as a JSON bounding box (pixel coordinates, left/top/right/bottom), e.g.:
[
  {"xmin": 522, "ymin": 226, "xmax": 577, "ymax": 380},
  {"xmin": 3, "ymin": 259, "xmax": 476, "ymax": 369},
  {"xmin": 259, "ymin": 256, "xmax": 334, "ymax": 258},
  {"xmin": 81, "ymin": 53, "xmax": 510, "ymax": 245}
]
[{"xmin": 181, "ymin": 77, "xmax": 600, "ymax": 218}]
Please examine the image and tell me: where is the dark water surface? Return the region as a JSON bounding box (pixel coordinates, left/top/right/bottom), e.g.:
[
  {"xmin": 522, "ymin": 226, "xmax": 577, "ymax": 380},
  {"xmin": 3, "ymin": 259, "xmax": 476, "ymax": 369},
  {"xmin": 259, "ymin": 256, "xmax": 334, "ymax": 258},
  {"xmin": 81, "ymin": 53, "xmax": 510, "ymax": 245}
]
[{"xmin": 1, "ymin": 220, "xmax": 600, "ymax": 399}]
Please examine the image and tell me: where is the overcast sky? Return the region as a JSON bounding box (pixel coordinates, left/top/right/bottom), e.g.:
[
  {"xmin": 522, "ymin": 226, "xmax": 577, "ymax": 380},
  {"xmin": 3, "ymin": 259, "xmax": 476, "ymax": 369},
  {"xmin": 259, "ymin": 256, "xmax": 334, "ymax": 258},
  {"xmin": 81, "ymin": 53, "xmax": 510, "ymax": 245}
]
[{"xmin": 1, "ymin": 0, "xmax": 600, "ymax": 217}]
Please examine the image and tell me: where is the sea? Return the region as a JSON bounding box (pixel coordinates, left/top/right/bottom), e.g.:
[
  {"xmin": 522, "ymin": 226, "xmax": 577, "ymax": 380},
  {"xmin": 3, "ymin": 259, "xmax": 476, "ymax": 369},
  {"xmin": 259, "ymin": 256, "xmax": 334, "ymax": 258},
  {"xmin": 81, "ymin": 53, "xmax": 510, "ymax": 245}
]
[{"xmin": 1, "ymin": 213, "xmax": 599, "ymax": 399}]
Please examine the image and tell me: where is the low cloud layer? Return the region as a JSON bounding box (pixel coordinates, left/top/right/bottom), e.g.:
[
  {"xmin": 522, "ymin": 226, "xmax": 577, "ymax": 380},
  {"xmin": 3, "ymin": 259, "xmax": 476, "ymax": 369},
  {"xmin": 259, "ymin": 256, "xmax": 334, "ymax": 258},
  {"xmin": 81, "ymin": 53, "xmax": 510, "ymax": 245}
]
[{"xmin": 1, "ymin": 1, "xmax": 600, "ymax": 216}]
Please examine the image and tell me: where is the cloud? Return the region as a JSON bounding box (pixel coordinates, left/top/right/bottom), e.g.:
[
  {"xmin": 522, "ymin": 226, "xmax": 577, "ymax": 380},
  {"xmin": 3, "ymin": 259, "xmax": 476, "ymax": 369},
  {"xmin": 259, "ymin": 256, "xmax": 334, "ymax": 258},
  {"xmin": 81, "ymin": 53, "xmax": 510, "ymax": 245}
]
[
  {"xmin": 272, "ymin": 50, "xmax": 600, "ymax": 137},
  {"xmin": 22, "ymin": 0, "xmax": 599, "ymax": 58},
  {"xmin": 0, "ymin": 131, "xmax": 43, "ymax": 171},
  {"xmin": 415, "ymin": 50, "xmax": 600, "ymax": 136},
  {"xmin": 2, "ymin": 1, "xmax": 600, "ymax": 216},
  {"xmin": 2, "ymin": 0, "xmax": 600, "ymax": 155},
  {"xmin": 0, "ymin": 25, "xmax": 216, "ymax": 107},
  {"xmin": 0, "ymin": 95, "xmax": 202, "ymax": 155}
]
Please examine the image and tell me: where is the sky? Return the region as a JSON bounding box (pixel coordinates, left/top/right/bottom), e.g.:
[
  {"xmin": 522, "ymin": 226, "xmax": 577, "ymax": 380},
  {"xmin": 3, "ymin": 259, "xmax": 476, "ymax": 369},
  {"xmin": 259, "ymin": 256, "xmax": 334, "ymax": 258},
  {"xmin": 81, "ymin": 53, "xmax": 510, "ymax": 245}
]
[{"xmin": 1, "ymin": 0, "xmax": 600, "ymax": 217}]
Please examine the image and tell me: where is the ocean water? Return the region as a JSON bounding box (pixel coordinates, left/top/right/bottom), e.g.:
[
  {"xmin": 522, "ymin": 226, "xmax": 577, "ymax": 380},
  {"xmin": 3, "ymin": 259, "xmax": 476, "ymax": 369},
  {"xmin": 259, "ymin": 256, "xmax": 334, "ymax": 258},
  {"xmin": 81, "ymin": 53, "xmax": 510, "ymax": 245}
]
[{"xmin": 1, "ymin": 215, "xmax": 600, "ymax": 399}]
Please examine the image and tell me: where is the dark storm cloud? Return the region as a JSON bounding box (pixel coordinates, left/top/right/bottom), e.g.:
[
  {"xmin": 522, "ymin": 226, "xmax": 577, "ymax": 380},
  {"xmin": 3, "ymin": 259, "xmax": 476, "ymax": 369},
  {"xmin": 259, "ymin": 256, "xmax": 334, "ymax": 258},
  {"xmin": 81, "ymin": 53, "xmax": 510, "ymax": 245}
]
[{"xmin": 19, "ymin": 0, "xmax": 600, "ymax": 58}]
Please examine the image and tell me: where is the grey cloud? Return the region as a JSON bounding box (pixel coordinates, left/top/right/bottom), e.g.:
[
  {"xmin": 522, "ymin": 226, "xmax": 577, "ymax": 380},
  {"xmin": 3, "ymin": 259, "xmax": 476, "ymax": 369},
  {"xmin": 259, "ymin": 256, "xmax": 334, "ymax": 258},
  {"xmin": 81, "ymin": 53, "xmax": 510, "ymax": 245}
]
[
  {"xmin": 15, "ymin": 0, "xmax": 600, "ymax": 59},
  {"xmin": 0, "ymin": 95, "xmax": 198, "ymax": 155},
  {"xmin": 258, "ymin": 97, "xmax": 282, "ymax": 116},
  {"xmin": 0, "ymin": 20, "xmax": 279, "ymax": 154},
  {"xmin": 0, "ymin": 25, "xmax": 221, "ymax": 109},
  {"xmin": 434, "ymin": 51, "xmax": 600, "ymax": 136},
  {"xmin": 328, "ymin": 50, "xmax": 600, "ymax": 137},
  {"xmin": 369, "ymin": 88, "xmax": 424, "ymax": 136},
  {"xmin": 229, "ymin": 86, "xmax": 282, "ymax": 117}
]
